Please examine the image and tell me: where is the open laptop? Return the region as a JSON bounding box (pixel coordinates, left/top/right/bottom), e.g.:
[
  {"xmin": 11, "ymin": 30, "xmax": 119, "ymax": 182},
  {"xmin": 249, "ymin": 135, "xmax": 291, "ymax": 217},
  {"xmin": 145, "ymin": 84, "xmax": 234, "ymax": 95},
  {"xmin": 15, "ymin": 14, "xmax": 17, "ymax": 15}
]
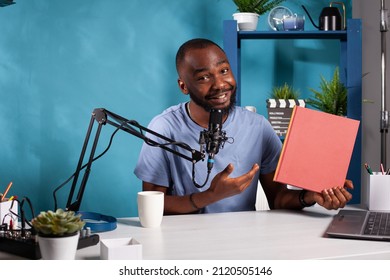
[{"xmin": 326, "ymin": 209, "xmax": 390, "ymax": 241}]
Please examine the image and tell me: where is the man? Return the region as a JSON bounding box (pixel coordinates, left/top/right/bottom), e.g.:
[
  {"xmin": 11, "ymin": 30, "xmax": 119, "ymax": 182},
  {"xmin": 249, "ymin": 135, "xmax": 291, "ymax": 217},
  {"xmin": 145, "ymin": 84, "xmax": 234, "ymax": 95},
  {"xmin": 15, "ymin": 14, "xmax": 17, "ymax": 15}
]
[{"xmin": 134, "ymin": 38, "xmax": 353, "ymax": 214}]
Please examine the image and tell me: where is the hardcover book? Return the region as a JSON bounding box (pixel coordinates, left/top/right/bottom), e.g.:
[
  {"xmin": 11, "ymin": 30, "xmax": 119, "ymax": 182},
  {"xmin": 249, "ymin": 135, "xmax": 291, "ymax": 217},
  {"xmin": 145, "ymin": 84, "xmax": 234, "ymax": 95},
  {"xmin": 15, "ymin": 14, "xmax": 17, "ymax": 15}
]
[{"xmin": 274, "ymin": 106, "xmax": 360, "ymax": 192}]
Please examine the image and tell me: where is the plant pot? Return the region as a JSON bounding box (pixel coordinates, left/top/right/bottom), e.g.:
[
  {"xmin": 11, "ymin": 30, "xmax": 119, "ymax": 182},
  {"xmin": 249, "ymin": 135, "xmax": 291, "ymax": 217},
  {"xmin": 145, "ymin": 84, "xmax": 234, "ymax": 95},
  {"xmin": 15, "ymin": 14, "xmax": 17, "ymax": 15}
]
[
  {"xmin": 233, "ymin": 12, "xmax": 259, "ymax": 31},
  {"xmin": 38, "ymin": 231, "xmax": 79, "ymax": 260}
]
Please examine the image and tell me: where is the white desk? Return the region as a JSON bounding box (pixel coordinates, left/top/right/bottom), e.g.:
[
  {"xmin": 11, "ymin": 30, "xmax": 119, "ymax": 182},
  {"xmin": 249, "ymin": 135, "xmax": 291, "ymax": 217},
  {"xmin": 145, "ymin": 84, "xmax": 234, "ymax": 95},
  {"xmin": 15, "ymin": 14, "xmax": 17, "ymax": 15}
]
[
  {"xmin": 2, "ymin": 206, "xmax": 390, "ymax": 260},
  {"xmin": 78, "ymin": 206, "xmax": 390, "ymax": 260}
]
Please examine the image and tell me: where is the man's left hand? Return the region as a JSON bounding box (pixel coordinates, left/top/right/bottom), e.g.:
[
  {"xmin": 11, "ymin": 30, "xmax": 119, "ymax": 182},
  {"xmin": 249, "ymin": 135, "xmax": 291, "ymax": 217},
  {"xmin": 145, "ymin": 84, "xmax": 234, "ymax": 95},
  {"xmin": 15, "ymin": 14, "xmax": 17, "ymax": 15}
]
[{"xmin": 308, "ymin": 180, "xmax": 354, "ymax": 210}]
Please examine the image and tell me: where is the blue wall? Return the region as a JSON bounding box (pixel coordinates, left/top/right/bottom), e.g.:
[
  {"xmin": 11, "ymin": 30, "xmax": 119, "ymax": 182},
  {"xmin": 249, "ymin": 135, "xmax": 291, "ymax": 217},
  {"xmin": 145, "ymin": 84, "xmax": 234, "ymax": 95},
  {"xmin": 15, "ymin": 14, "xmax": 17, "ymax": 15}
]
[{"xmin": 0, "ymin": 0, "xmax": 351, "ymax": 218}]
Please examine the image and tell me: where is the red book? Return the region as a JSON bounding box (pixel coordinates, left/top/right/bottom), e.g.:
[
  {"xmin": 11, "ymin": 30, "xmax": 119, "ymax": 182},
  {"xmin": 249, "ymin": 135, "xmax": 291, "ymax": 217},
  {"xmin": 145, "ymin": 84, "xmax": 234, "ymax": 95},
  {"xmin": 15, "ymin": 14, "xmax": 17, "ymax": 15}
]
[{"xmin": 274, "ymin": 106, "xmax": 360, "ymax": 192}]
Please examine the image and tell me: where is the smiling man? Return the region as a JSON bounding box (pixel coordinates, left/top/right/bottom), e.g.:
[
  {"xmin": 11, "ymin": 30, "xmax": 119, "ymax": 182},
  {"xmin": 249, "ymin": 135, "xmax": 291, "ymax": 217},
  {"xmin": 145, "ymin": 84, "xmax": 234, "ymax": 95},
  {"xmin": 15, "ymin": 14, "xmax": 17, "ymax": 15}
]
[{"xmin": 134, "ymin": 38, "xmax": 353, "ymax": 215}]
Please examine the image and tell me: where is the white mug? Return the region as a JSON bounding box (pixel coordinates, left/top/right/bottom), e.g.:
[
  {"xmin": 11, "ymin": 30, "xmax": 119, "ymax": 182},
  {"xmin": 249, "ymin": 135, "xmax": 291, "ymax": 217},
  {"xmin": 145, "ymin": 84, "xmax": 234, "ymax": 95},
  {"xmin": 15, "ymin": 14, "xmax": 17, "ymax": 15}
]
[{"xmin": 137, "ymin": 191, "xmax": 164, "ymax": 228}]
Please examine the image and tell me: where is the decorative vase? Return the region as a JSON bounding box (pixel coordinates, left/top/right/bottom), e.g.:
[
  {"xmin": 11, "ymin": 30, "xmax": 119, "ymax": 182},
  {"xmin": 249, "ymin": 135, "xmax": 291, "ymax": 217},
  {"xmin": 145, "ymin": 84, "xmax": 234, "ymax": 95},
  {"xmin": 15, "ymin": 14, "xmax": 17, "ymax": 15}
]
[
  {"xmin": 38, "ymin": 231, "xmax": 79, "ymax": 260},
  {"xmin": 232, "ymin": 12, "xmax": 259, "ymax": 31}
]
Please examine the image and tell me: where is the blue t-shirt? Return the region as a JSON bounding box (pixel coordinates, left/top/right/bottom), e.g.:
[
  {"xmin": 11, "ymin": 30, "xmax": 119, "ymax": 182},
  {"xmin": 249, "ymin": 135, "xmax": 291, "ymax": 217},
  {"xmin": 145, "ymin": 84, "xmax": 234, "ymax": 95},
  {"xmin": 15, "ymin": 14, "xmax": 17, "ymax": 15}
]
[{"xmin": 134, "ymin": 103, "xmax": 282, "ymax": 213}]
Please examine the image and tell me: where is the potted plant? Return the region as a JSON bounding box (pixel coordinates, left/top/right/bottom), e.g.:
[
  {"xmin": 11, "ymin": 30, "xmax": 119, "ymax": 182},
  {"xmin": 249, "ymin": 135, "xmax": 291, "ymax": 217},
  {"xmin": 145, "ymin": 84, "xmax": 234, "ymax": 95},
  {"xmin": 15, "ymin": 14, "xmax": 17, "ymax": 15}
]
[
  {"xmin": 305, "ymin": 67, "xmax": 347, "ymax": 116},
  {"xmin": 232, "ymin": 0, "xmax": 285, "ymax": 31},
  {"xmin": 270, "ymin": 82, "xmax": 300, "ymax": 99},
  {"xmin": 31, "ymin": 208, "xmax": 85, "ymax": 260},
  {"xmin": 266, "ymin": 83, "xmax": 305, "ymax": 137}
]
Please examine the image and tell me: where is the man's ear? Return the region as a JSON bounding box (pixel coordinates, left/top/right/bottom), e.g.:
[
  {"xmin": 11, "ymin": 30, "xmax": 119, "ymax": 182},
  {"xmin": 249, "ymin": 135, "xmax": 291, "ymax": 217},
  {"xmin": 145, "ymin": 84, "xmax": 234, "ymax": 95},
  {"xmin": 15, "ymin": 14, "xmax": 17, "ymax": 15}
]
[{"xmin": 177, "ymin": 78, "xmax": 189, "ymax": 94}]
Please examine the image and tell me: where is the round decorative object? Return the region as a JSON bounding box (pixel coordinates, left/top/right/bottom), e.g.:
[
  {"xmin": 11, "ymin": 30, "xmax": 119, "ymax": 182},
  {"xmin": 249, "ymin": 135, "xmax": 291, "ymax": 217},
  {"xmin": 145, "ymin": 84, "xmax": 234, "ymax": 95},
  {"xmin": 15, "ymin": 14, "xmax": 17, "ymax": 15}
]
[{"xmin": 268, "ymin": 6, "xmax": 293, "ymax": 31}]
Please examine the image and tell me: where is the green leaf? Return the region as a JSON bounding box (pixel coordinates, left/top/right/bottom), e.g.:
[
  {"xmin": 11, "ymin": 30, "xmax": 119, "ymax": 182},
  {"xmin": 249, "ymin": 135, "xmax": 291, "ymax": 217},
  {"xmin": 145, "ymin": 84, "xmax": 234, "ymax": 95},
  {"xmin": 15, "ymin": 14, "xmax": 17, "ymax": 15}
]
[
  {"xmin": 270, "ymin": 83, "xmax": 300, "ymax": 99},
  {"xmin": 233, "ymin": 0, "xmax": 285, "ymax": 15},
  {"xmin": 306, "ymin": 67, "xmax": 347, "ymax": 116}
]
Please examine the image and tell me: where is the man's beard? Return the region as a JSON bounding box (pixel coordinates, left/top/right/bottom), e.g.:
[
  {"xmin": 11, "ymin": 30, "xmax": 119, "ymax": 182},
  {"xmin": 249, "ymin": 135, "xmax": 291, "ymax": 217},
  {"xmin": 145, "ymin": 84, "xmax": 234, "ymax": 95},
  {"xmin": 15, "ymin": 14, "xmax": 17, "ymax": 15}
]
[{"xmin": 188, "ymin": 88, "xmax": 236, "ymax": 115}]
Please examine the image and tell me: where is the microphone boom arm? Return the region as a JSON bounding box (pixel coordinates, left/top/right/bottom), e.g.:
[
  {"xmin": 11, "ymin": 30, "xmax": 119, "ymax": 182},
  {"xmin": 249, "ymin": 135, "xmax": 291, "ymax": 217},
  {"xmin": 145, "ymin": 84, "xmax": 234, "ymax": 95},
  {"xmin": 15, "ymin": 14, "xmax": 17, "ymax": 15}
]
[{"xmin": 65, "ymin": 108, "xmax": 205, "ymax": 212}]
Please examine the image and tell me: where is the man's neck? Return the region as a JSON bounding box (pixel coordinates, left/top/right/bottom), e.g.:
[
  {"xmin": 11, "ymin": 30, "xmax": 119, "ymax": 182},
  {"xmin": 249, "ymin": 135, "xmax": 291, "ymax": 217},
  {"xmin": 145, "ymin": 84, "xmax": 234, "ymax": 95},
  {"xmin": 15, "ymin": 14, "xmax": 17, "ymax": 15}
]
[{"xmin": 186, "ymin": 101, "xmax": 229, "ymax": 128}]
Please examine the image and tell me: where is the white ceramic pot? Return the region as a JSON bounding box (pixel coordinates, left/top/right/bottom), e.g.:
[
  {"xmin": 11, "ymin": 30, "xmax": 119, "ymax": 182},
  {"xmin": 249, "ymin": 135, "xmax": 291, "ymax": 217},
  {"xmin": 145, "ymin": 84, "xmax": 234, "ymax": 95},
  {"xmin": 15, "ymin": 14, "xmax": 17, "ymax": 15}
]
[
  {"xmin": 233, "ymin": 12, "xmax": 259, "ymax": 31},
  {"xmin": 38, "ymin": 231, "xmax": 79, "ymax": 260}
]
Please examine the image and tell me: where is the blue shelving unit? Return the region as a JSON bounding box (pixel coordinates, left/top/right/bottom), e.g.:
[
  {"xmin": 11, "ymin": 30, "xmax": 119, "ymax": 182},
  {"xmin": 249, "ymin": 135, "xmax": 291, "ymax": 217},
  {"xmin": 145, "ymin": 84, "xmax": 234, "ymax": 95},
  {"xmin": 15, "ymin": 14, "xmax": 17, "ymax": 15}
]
[{"xmin": 223, "ymin": 19, "xmax": 362, "ymax": 204}]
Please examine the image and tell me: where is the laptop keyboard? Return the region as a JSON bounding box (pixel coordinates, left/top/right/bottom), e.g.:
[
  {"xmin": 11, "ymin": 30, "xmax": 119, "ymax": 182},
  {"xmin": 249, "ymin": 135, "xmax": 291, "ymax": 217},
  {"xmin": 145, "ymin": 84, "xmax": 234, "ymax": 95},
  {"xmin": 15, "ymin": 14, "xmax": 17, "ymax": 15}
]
[{"xmin": 363, "ymin": 212, "xmax": 390, "ymax": 236}]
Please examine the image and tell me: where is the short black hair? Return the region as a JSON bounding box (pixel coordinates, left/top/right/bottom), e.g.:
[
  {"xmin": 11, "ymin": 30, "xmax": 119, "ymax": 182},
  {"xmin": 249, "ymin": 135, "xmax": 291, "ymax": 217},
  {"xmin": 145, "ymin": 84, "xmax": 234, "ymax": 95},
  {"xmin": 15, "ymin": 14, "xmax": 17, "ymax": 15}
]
[{"xmin": 175, "ymin": 38, "xmax": 225, "ymax": 72}]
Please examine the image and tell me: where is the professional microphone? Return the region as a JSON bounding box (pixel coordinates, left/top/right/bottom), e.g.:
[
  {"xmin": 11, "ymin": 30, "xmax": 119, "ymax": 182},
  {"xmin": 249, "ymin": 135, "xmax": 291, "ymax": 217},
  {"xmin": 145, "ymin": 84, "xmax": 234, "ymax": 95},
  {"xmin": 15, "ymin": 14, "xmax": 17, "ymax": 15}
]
[{"xmin": 199, "ymin": 109, "xmax": 227, "ymax": 172}]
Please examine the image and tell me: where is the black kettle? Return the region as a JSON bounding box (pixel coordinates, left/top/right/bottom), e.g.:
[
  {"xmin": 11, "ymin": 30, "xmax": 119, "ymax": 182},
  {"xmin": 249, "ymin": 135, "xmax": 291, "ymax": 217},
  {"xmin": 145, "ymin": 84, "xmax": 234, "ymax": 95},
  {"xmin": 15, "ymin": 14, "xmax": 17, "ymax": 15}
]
[{"xmin": 302, "ymin": 2, "xmax": 346, "ymax": 31}]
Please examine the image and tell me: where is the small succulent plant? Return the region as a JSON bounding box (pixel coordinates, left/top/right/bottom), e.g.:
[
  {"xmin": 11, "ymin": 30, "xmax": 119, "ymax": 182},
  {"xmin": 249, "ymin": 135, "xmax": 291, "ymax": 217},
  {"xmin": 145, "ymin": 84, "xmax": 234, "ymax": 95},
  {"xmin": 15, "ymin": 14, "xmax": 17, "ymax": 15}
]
[{"xmin": 31, "ymin": 209, "xmax": 85, "ymax": 236}]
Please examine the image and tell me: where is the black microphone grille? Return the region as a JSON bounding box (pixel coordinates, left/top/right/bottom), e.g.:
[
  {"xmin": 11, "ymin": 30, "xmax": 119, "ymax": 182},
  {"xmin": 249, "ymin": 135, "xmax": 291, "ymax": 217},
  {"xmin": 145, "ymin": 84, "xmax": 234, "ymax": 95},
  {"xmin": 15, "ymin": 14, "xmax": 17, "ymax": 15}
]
[{"xmin": 209, "ymin": 109, "xmax": 223, "ymax": 125}]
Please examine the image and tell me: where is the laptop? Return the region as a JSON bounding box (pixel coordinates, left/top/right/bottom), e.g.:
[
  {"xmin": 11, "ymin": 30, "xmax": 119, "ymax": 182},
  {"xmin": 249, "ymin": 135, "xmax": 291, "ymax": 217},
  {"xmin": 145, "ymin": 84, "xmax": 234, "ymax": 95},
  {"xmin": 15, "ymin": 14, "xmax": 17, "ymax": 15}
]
[{"xmin": 326, "ymin": 209, "xmax": 390, "ymax": 241}]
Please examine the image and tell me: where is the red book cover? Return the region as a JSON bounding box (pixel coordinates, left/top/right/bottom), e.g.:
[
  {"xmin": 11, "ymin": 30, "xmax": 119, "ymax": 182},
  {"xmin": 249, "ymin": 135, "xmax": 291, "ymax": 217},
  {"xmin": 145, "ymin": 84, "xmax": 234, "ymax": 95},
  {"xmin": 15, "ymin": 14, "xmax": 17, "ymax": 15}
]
[{"xmin": 274, "ymin": 106, "xmax": 360, "ymax": 192}]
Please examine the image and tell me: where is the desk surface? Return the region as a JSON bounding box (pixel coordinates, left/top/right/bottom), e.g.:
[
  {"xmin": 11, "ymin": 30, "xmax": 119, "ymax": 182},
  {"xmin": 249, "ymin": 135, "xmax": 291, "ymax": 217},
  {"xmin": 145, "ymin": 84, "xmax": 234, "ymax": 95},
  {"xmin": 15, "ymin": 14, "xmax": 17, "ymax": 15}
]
[{"xmin": 2, "ymin": 206, "xmax": 390, "ymax": 260}]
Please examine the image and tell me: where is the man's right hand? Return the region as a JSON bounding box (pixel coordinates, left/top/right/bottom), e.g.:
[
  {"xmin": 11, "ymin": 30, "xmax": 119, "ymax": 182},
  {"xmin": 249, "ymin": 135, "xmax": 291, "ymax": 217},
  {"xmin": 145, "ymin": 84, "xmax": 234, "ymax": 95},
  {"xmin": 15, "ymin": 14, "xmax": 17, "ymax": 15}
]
[
  {"xmin": 206, "ymin": 163, "xmax": 260, "ymax": 202},
  {"xmin": 143, "ymin": 163, "xmax": 259, "ymax": 215}
]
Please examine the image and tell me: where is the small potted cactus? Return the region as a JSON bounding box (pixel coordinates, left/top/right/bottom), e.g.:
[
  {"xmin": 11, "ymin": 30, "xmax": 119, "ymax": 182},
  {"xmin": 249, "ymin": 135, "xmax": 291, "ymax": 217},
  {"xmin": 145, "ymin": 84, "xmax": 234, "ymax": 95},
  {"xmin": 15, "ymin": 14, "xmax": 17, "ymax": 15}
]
[{"xmin": 32, "ymin": 209, "xmax": 85, "ymax": 259}]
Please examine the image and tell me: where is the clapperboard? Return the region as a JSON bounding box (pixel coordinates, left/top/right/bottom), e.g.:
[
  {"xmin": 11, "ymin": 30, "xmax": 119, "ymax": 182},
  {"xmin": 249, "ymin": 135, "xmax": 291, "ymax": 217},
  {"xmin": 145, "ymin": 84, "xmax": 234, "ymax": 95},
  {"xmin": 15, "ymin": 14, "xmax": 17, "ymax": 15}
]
[{"xmin": 266, "ymin": 99, "xmax": 306, "ymax": 137}]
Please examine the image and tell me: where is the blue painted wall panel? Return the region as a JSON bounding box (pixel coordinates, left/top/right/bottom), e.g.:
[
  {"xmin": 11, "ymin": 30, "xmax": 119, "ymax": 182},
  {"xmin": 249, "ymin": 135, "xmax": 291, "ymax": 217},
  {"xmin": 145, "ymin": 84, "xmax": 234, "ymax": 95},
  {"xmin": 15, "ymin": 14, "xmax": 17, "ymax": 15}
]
[{"xmin": 0, "ymin": 0, "xmax": 352, "ymax": 218}]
